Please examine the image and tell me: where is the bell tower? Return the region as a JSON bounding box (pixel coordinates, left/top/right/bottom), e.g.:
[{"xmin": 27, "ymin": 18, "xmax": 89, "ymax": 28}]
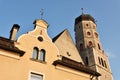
[{"xmin": 74, "ymin": 13, "xmax": 113, "ymax": 80}]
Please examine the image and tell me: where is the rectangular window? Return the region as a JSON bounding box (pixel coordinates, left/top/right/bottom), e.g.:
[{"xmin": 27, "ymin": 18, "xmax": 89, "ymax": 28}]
[{"xmin": 30, "ymin": 72, "xmax": 43, "ymax": 80}]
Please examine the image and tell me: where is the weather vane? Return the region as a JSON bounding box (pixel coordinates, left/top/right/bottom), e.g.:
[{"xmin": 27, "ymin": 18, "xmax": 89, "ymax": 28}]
[
  {"xmin": 81, "ymin": 8, "xmax": 84, "ymax": 14},
  {"xmin": 40, "ymin": 9, "xmax": 44, "ymax": 19}
]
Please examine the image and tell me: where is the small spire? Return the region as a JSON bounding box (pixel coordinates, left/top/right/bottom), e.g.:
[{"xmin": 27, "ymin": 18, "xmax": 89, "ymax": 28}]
[
  {"xmin": 40, "ymin": 9, "xmax": 44, "ymax": 19},
  {"xmin": 81, "ymin": 8, "xmax": 84, "ymax": 14}
]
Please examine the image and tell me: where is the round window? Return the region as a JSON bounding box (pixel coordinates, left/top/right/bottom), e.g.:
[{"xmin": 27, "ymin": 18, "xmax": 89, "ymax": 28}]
[
  {"xmin": 87, "ymin": 32, "xmax": 91, "ymax": 36},
  {"xmin": 88, "ymin": 41, "xmax": 93, "ymax": 47},
  {"xmin": 38, "ymin": 36, "xmax": 43, "ymax": 42},
  {"xmin": 94, "ymin": 32, "xmax": 98, "ymax": 38}
]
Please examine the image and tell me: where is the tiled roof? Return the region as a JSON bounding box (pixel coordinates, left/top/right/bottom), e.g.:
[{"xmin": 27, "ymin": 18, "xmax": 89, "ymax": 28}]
[
  {"xmin": 52, "ymin": 29, "xmax": 65, "ymax": 42},
  {"xmin": 75, "ymin": 14, "xmax": 95, "ymax": 25},
  {"xmin": 0, "ymin": 36, "xmax": 25, "ymax": 56},
  {"xmin": 53, "ymin": 56, "xmax": 101, "ymax": 76}
]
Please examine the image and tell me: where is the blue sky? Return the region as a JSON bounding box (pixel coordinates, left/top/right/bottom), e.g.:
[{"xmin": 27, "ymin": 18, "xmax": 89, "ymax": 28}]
[{"xmin": 0, "ymin": 0, "xmax": 119, "ymax": 80}]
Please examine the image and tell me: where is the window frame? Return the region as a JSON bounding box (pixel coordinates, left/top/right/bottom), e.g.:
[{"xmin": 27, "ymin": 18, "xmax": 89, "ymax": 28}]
[
  {"xmin": 39, "ymin": 49, "xmax": 46, "ymax": 62},
  {"xmin": 80, "ymin": 43, "xmax": 83, "ymax": 51},
  {"xmin": 88, "ymin": 41, "xmax": 93, "ymax": 47},
  {"xmin": 98, "ymin": 57, "xmax": 101, "ymax": 65},
  {"xmin": 101, "ymin": 58, "xmax": 104, "ymax": 67},
  {"xmin": 87, "ymin": 31, "xmax": 91, "ymax": 36},
  {"xmin": 32, "ymin": 47, "xmax": 39, "ymax": 60},
  {"xmin": 94, "ymin": 32, "xmax": 98, "ymax": 38},
  {"xmin": 31, "ymin": 47, "xmax": 46, "ymax": 63},
  {"xmin": 29, "ymin": 71, "xmax": 44, "ymax": 80},
  {"xmin": 104, "ymin": 60, "xmax": 107, "ymax": 68},
  {"xmin": 98, "ymin": 43, "xmax": 101, "ymax": 50},
  {"xmin": 85, "ymin": 57, "xmax": 89, "ymax": 66}
]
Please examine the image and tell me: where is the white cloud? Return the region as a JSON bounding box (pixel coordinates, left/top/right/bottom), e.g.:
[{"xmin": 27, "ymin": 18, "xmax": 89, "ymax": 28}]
[{"xmin": 105, "ymin": 51, "xmax": 116, "ymax": 59}]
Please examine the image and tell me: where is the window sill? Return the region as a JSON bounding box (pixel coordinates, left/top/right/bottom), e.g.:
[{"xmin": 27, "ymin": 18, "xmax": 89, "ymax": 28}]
[{"xmin": 30, "ymin": 58, "xmax": 47, "ymax": 64}]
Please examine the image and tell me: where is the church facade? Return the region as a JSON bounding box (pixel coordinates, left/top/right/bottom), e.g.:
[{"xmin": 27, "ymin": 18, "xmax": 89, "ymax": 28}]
[{"xmin": 0, "ymin": 13, "xmax": 113, "ymax": 80}]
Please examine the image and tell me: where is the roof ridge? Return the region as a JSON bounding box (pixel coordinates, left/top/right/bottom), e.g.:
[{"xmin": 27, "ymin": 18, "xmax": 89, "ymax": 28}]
[{"xmin": 52, "ymin": 29, "xmax": 68, "ymax": 42}]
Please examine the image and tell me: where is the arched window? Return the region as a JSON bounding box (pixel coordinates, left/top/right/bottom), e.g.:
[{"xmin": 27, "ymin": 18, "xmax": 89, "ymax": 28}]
[
  {"xmin": 88, "ymin": 41, "xmax": 93, "ymax": 47},
  {"xmin": 94, "ymin": 32, "xmax": 98, "ymax": 38},
  {"xmin": 86, "ymin": 57, "xmax": 89, "ymax": 66},
  {"xmin": 101, "ymin": 58, "xmax": 104, "ymax": 67},
  {"xmin": 98, "ymin": 57, "xmax": 101, "ymax": 65},
  {"xmin": 32, "ymin": 47, "xmax": 39, "ymax": 59},
  {"xmin": 93, "ymin": 26, "xmax": 96, "ymax": 29},
  {"xmin": 104, "ymin": 60, "xmax": 107, "ymax": 68},
  {"xmin": 87, "ymin": 32, "xmax": 91, "ymax": 36},
  {"xmin": 80, "ymin": 43, "xmax": 83, "ymax": 51},
  {"xmin": 98, "ymin": 43, "xmax": 101, "ymax": 50},
  {"xmin": 40, "ymin": 49, "xmax": 46, "ymax": 61},
  {"xmin": 86, "ymin": 24, "xmax": 89, "ymax": 26}
]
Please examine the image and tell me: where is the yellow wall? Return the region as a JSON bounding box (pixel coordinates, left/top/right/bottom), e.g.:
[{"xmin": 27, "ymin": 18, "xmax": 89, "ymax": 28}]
[{"xmin": 0, "ymin": 20, "xmax": 97, "ymax": 80}]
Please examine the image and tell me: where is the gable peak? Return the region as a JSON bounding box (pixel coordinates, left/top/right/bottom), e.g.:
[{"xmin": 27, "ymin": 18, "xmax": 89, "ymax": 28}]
[{"xmin": 33, "ymin": 19, "xmax": 49, "ymax": 28}]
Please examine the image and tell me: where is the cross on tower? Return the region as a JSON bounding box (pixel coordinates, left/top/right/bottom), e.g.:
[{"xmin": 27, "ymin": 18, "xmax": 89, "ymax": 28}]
[
  {"xmin": 81, "ymin": 8, "xmax": 84, "ymax": 14},
  {"xmin": 40, "ymin": 9, "xmax": 44, "ymax": 19}
]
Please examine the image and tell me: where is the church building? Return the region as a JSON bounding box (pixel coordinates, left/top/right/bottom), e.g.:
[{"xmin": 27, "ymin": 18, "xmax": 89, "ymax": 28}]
[{"xmin": 0, "ymin": 12, "xmax": 113, "ymax": 80}]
